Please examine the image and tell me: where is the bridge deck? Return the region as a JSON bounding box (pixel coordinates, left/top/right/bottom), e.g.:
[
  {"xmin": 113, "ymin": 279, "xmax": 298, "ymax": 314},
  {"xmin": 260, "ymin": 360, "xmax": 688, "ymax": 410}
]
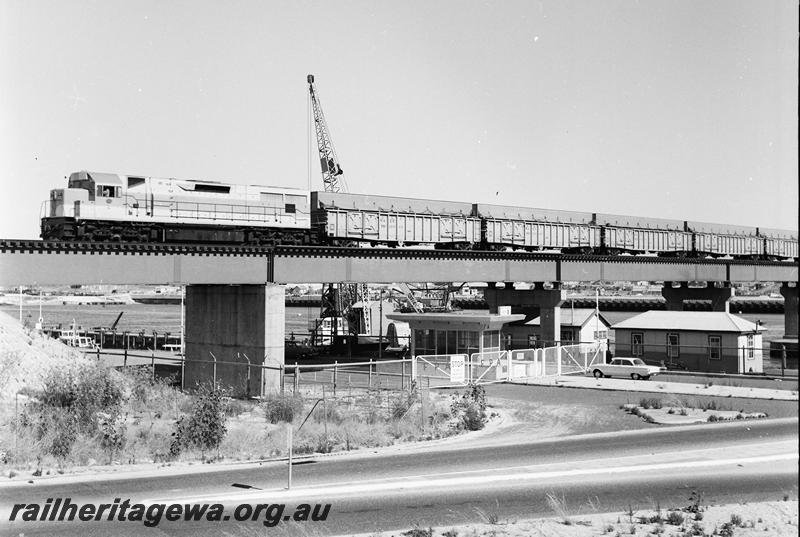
[{"xmin": 0, "ymin": 241, "xmax": 796, "ymax": 285}]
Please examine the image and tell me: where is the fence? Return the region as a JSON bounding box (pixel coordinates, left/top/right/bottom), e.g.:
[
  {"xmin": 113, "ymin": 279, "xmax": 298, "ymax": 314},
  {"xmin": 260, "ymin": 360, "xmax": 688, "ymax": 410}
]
[
  {"xmin": 75, "ymin": 337, "xmax": 789, "ymax": 399},
  {"xmin": 83, "ymin": 348, "xmax": 414, "ymax": 397},
  {"xmin": 410, "ymin": 343, "xmax": 606, "ymax": 388}
]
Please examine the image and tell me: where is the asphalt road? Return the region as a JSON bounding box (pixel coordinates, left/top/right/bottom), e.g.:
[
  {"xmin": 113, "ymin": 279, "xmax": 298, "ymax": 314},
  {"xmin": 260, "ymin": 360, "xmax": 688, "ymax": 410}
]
[{"xmin": 2, "ymin": 418, "xmax": 796, "ymax": 536}]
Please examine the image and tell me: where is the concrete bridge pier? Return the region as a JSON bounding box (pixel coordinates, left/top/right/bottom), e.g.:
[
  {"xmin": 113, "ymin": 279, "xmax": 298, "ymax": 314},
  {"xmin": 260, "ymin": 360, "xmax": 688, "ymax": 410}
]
[
  {"xmin": 661, "ymin": 281, "xmax": 734, "ymax": 312},
  {"xmin": 184, "ymin": 283, "xmax": 285, "ymax": 397},
  {"xmin": 780, "ymin": 282, "xmax": 798, "ymax": 339},
  {"xmin": 484, "ymin": 282, "xmax": 566, "ymax": 344}
]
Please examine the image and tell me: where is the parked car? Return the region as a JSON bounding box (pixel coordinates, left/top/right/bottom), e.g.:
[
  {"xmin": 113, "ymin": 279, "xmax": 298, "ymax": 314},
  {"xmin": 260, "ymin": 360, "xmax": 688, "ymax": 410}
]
[{"xmin": 592, "ymin": 358, "xmax": 664, "ymax": 380}]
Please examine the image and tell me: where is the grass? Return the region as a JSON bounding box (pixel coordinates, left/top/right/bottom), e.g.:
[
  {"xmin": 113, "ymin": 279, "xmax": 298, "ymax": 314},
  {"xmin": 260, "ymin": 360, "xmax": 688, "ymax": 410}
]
[
  {"xmin": 545, "ymin": 491, "xmax": 572, "ymax": 525},
  {"xmin": 1, "ymin": 368, "xmax": 474, "ymax": 474}
]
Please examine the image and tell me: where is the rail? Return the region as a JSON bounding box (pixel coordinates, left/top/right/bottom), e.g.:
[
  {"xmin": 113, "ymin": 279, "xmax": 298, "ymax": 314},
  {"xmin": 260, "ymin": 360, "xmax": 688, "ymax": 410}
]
[{"xmin": 2, "ymin": 240, "xmax": 797, "ymax": 267}]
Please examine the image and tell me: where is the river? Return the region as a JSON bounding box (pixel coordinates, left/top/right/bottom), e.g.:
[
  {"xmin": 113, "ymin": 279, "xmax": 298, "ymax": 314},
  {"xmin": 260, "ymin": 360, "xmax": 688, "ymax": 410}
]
[{"xmin": 0, "ymin": 303, "xmax": 787, "ymax": 349}]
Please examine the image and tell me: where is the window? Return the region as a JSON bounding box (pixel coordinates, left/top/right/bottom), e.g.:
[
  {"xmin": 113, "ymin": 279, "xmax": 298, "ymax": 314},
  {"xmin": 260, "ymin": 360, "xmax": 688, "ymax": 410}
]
[
  {"xmin": 458, "ymin": 330, "xmax": 478, "ymax": 350},
  {"xmin": 527, "ymin": 334, "xmax": 539, "ymax": 348},
  {"xmin": 194, "ymin": 184, "xmax": 231, "ymax": 194},
  {"xmin": 284, "ymin": 204, "xmax": 296, "ymax": 214},
  {"xmin": 594, "ymin": 330, "xmax": 608, "ymax": 340},
  {"xmin": 746, "ymin": 334, "xmax": 755, "ymax": 359},
  {"xmin": 631, "ymin": 332, "xmax": 643, "ymax": 357},
  {"xmin": 708, "ymin": 335, "xmax": 722, "ymax": 361},
  {"xmin": 127, "ymin": 177, "xmax": 146, "ymax": 188},
  {"xmin": 96, "ymin": 185, "xmax": 120, "ymax": 198},
  {"xmin": 560, "ymin": 330, "xmax": 574, "ymax": 343},
  {"xmin": 482, "ymin": 330, "xmax": 500, "ymax": 350},
  {"xmin": 667, "ymin": 333, "xmax": 680, "ymax": 360}
]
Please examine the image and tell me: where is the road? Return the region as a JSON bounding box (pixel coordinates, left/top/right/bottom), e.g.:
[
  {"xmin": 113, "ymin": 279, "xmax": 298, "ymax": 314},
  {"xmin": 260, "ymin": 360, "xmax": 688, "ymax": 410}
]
[{"xmin": 1, "ymin": 419, "xmax": 797, "ymax": 536}]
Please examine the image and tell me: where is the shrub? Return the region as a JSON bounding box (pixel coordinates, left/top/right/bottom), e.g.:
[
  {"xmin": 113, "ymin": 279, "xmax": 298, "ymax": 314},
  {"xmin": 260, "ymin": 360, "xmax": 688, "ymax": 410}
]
[
  {"xmin": 729, "ymin": 513, "xmax": 743, "ymax": 527},
  {"xmin": 35, "ymin": 407, "xmax": 78, "ymax": 462},
  {"xmin": 666, "ymin": 510, "xmax": 685, "ymax": 525},
  {"xmin": 460, "ymin": 402, "xmax": 485, "ymax": 431},
  {"xmin": 96, "ymin": 411, "xmax": 127, "ymax": 462},
  {"xmin": 172, "ymin": 386, "xmax": 228, "ymax": 456},
  {"xmin": 450, "ymin": 384, "xmax": 487, "ymax": 431},
  {"xmin": 39, "ymin": 362, "xmax": 124, "ymax": 430},
  {"xmin": 639, "ymin": 397, "xmax": 662, "ymax": 409},
  {"xmin": 263, "ymin": 393, "xmax": 304, "ymax": 424}
]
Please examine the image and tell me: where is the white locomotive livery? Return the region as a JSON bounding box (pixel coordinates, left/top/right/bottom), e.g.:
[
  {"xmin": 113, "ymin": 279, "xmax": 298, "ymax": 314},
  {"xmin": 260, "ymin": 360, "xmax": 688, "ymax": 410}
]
[
  {"xmin": 43, "ymin": 171, "xmax": 310, "ymax": 244},
  {"xmin": 41, "ymin": 170, "xmax": 798, "ymax": 260}
]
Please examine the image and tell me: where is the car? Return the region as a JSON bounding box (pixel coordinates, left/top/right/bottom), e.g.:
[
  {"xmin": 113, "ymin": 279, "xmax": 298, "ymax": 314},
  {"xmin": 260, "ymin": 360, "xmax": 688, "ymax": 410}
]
[{"xmin": 592, "ymin": 357, "xmax": 664, "ymax": 380}]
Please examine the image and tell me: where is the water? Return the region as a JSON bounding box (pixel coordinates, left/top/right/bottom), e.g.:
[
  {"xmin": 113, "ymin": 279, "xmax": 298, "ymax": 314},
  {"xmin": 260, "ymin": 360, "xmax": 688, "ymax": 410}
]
[
  {"xmin": 0, "ymin": 303, "xmax": 321, "ymax": 337},
  {"xmin": 1, "ymin": 303, "xmax": 787, "ymax": 347}
]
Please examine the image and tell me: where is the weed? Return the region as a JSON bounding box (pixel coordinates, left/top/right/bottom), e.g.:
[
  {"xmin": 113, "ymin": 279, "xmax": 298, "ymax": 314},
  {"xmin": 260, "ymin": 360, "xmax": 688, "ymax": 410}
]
[
  {"xmin": 687, "ymin": 521, "xmax": 705, "ymax": 535},
  {"xmin": 639, "ymin": 397, "xmax": 663, "ymax": 409},
  {"xmin": 667, "ymin": 408, "xmax": 675, "ymax": 414},
  {"xmin": 718, "ymin": 521, "xmax": 735, "ymax": 537},
  {"xmin": 545, "ymin": 491, "xmax": 572, "ymax": 525},
  {"xmin": 442, "ymin": 530, "xmax": 459, "ymax": 537},
  {"xmin": 605, "ymin": 523, "xmax": 615, "ymax": 533},
  {"xmin": 680, "ymin": 408, "xmax": 688, "ymax": 416},
  {"xmin": 666, "ymin": 510, "xmax": 685, "ymax": 525},
  {"xmin": 263, "ymin": 393, "xmax": 304, "ymax": 424},
  {"xmin": 685, "ymin": 489, "xmax": 704, "ymax": 515},
  {"xmin": 474, "ymin": 500, "xmax": 501, "ymax": 525},
  {"xmin": 729, "ymin": 513, "xmax": 743, "ymax": 527},
  {"xmin": 707, "ymin": 414, "xmax": 720, "ymax": 422},
  {"xmin": 402, "ymin": 526, "xmax": 433, "ymax": 537}
]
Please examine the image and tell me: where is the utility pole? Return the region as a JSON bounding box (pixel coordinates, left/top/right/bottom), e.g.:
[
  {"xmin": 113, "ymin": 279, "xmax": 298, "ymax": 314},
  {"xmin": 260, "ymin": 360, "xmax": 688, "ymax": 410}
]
[{"xmin": 378, "ymin": 289, "xmax": 383, "ymax": 360}]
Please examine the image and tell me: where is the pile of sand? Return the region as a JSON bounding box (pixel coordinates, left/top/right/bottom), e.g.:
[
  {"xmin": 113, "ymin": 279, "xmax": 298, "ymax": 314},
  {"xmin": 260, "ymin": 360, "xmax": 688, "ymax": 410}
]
[{"xmin": 0, "ymin": 310, "xmax": 90, "ymax": 401}]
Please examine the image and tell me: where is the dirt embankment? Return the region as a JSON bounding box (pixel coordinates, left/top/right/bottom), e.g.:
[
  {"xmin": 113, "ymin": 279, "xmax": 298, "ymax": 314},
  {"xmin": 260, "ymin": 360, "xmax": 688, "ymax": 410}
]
[{"xmin": 0, "ymin": 311, "xmax": 90, "ymax": 401}]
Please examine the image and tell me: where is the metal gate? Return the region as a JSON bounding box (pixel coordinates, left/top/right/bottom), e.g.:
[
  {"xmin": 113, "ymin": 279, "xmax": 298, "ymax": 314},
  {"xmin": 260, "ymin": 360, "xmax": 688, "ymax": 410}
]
[{"xmin": 413, "ymin": 343, "xmax": 606, "ymax": 386}]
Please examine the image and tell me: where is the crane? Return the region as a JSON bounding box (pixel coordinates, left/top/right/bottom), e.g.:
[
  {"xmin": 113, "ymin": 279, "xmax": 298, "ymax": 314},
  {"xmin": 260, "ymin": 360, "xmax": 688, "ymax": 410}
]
[
  {"xmin": 307, "ymin": 74, "xmax": 347, "ymax": 193},
  {"xmin": 307, "ymin": 74, "xmax": 369, "ymax": 342}
]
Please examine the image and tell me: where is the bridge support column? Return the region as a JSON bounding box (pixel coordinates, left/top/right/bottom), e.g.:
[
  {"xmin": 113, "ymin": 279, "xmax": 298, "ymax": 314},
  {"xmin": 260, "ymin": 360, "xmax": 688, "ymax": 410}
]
[
  {"xmin": 184, "ymin": 283, "xmax": 284, "ymax": 396},
  {"xmin": 484, "ymin": 282, "xmax": 566, "ymax": 345},
  {"xmin": 661, "ymin": 281, "xmax": 734, "ymax": 312},
  {"xmin": 780, "ymin": 283, "xmax": 798, "ymax": 339}
]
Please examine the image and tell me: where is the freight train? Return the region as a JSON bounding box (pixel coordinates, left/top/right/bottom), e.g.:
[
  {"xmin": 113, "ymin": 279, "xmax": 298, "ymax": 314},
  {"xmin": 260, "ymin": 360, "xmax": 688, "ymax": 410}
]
[{"xmin": 40, "ymin": 171, "xmax": 798, "ymax": 260}]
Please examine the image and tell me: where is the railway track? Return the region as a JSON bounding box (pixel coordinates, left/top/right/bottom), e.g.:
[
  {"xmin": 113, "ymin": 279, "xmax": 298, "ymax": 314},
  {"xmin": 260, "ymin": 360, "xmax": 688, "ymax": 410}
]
[{"xmin": 1, "ymin": 239, "xmax": 797, "ymax": 266}]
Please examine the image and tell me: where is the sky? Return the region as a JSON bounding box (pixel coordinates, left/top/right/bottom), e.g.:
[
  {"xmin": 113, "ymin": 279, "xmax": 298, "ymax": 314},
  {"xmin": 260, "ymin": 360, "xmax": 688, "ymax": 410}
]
[{"xmin": 1, "ymin": 0, "xmax": 797, "ymax": 239}]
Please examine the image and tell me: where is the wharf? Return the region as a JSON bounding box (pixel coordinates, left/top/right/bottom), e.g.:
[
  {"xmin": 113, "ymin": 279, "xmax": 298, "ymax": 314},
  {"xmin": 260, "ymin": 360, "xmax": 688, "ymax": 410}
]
[{"xmin": 453, "ymin": 295, "xmax": 785, "ymax": 313}]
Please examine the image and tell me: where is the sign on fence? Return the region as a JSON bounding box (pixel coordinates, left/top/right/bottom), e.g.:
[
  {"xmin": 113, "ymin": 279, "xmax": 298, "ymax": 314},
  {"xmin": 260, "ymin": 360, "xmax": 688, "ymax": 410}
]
[{"xmin": 450, "ymin": 354, "xmax": 466, "ymax": 383}]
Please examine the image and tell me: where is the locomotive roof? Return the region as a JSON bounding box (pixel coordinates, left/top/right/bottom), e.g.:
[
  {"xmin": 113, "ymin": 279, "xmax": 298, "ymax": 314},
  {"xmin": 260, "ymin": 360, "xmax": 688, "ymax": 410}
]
[{"xmin": 70, "ymin": 171, "xmax": 123, "ymax": 185}]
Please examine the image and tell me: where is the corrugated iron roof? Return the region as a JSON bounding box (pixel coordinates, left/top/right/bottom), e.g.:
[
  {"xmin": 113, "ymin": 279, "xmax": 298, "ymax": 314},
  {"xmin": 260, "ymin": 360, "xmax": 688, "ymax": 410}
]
[
  {"xmin": 611, "ymin": 311, "xmax": 757, "ymax": 333},
  {"xmin": 525, "ymin": 308, "xmax": 610, "ymax": 328}
]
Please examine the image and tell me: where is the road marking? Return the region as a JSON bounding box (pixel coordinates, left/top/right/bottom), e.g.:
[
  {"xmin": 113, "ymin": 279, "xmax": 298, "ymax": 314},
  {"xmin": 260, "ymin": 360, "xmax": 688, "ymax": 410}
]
[{"xmin": 146, "ymin": 451, "xmax": 798, "ymax": 504}]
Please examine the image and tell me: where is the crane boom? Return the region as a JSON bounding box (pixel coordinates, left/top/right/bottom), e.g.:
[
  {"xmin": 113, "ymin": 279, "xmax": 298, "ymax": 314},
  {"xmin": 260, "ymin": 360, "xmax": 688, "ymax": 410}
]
[{"xmin": 307, "ymin": 74, "xmax": 345, "ymax": 193}]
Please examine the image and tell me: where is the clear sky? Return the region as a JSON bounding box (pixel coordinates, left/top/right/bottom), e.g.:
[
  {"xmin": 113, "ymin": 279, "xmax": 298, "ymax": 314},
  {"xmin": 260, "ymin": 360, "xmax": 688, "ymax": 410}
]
[{"xmin": 1, "ymin": 0, "xmax": 797, "ymax": 239}]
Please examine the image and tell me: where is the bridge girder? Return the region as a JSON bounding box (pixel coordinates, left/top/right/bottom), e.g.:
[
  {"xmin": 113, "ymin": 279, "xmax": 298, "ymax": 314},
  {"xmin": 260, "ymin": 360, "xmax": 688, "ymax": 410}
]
[{"xmin": 0, "ymin": 244, "xmax": 797, "ymax": 286}]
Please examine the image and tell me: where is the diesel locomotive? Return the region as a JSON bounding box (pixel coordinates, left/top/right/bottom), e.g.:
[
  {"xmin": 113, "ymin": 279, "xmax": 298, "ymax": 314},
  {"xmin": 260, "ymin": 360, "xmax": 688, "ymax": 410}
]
[{"xmin": 40, "ymin": 171, "xmax": 798, "ymax": 260}]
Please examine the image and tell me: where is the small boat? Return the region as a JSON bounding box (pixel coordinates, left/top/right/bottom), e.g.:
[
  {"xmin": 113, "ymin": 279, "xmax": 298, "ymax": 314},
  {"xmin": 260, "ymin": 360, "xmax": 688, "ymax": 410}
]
[{"xmin": 58, "ymin": 329, "xmax": 98, "ymax": 350}]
